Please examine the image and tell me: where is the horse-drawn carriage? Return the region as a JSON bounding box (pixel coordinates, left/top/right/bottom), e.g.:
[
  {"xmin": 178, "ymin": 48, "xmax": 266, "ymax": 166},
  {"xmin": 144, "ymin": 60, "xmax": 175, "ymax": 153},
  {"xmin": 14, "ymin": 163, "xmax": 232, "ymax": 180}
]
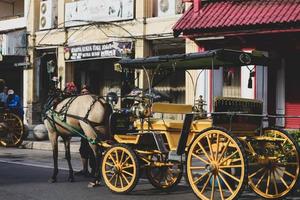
[
  {"xmin": 0, "ymin": 105, "xmax": 25, "ymax": 147},
  {"xmin": 45, "ymin": 49, "xmax": 299, "ymax": 200}
]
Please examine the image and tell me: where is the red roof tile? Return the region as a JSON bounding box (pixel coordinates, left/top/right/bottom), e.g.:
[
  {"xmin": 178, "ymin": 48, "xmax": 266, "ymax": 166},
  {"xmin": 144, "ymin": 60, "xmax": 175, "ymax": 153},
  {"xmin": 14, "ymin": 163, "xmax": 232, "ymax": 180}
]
[{"xmin": 173, "ymin": 0, "xmax": 300, "ymax": 37}]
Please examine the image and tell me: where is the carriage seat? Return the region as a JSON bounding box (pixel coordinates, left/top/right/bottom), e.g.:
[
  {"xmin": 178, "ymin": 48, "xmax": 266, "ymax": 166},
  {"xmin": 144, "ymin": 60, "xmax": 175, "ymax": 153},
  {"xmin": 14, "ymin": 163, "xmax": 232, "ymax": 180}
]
[{"xmin": 151, "ymin": 103, "xmax": 193, "ymax": 114}]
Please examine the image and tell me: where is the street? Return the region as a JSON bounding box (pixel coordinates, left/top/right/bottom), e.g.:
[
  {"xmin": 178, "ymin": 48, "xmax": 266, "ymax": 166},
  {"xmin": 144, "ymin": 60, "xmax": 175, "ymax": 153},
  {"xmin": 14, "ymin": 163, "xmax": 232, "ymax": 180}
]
[{"xmin": 0, "ymin": 147, "xmax": 299, "ymax": 200}]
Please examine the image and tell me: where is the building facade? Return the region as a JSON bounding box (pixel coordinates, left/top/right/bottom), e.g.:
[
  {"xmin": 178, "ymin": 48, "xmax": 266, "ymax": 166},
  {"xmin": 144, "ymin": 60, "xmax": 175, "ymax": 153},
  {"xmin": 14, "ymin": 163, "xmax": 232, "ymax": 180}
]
[
  {"xmin": 24, "ymin": 0, "xmax": 188, "ymax": 125},
  {"xmin": 0, "ymin": 0, "xmax": 30, "ymax": 120},
  {"xmin": 174, "ymin": 0, "xmax": 300, "ymax": 129}
]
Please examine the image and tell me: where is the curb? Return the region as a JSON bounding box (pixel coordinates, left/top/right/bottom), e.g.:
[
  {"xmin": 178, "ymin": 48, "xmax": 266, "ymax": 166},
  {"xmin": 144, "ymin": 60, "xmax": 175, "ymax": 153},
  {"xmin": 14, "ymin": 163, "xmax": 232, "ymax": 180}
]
[{"xmin": 20, "ymin": 140, "xmax": 80, "ymax": 153}]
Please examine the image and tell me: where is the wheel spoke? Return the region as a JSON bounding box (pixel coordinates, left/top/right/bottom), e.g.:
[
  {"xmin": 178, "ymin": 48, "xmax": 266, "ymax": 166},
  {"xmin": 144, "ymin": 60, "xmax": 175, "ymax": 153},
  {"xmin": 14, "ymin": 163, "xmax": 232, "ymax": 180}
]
[
  {"xmin": 105, "ymin": 170, "xmax": 114, "ymax": 174},
  {"xmin": 217, "ymin": 140, "xmax": 231, "ymax": 162},
  {"xmin": 121, "ymin": 173, "xmax": 130, "ymax": 185},
  {"xmin": 249, "ymin": 167, "xmax": 265, "ymax": 178},
  {"xmin": 200, "ymin": 173, "xmax": 212, "ymax": 194},
  {"xmin": 105, "ymin": 162, "xmax": 114, "ymax": 167},
  {"xmin": 218, "ymin": 172, "xmax": 233, "ymax": 194},
  {"xmin": 119, "ymin": 175, "xmax": 124, "ymax": 188},
  {"xmin": 210, "ymin": 175, "xmax": 215, "ymax": 200},
  {"xmin": 109, "ymin": 173, "xmax": 116, "ymax": 182},
  {"xmin": 255, "ymin": 170, "xmax": 267, "ymax": 187},
  {"xmin": 274, "ymin": 168, "xmax": 289, "ymax": 189},
  {"xmin": 272, "ymin": 170, "xmax": 279, "ymax": 195},
  {"xmin": 219, "ymin": 169, "xmax": 240, "ymax": 182},
  {"xmin": 121, "ymin": 156, "xmax": 130, "ymax": 167},
  {"xmin": 115, "ymin": 150, "xmax": 119, "ymax": 163},
  {"xmin": 277, "ymin": 167, "xmax": 296, "ymax": 179},
  {"xmin": 122, "ymin": 170, "xmax": 134, "ymax": 177},
  {"xmin": 206, "ymin": 134, "xmax": 214, "ymax": 161},
  {"xmin": 108, "ymin": 154, "xmax": 117, "ymax": 166},
  {"xmin": 219, "ymin": 150, "xmax": 239, "ymax": 166},
  {"xmin": 266, "ymin": 170, "xmax": 271, "ymax": 194},
  {"xmin": 283, "ymin": 148, "xmax": 296, "ymax": 156},
  {"xmin": 120, "ymin": 150, "xmax": 125, "ymax": 163},
  {"xmin": 114, "ymin": 174, "xmax": 118, "ymax": 186},
  {"xmin": 122, "ymin": 164, "xmax": 134, "ymax": 170},
  {"xmin": 193, "ymin": 171, "xmax": 209, "ymax": 184},
  {"xmin": 192, "ymin": 153, "xmax": 209, "ymax": 164},
  {"xmin": 197, "ymin": 142, "xmax": 212, "ymax": 162},
  {"xmin": 190, "ymin": 166, "xmax": 206, "ymax": 170},
  {"xmin": 215, "ymin": 133, "xmax": 220, "ymax": 161},
  {"xmin": 216, "ymin": 175, "xmax": 224, "ymax": 200}
]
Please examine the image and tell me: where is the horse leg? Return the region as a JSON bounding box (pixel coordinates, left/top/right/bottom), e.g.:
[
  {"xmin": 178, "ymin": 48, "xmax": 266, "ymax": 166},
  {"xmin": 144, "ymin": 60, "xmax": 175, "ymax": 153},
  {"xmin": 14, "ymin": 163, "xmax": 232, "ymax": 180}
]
[
  {"xmin": 62, "ymin": 136, "xmax": 74, "ymax": 182},
  {"xmin": 44, "ymin": 120, "xmax": 59, "ymax": 183},
  {"xmin": 78, "ymin": 121, "xmax": 102, "ymax": 185}
]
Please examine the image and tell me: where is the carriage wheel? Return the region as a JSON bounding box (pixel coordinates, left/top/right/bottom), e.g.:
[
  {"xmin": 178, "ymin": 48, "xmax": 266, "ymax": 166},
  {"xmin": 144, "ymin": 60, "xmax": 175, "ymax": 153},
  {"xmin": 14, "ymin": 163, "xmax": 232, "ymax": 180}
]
[
  {"xmin": 102, "ymin": 144, "xmax": 139, "ymax": 194},
  {"xmin": 146, "ymin": 154, "xmax": 183, "ymax": 190},
  {"xmin": 186, "ymin": 127, "xmax": 247, "ymax": 200},
  {"xmin": 248, "ymin": 128, "xmax": 300, "ymax": 199},
  {"xmin": 0, "ymin": 113, "xmax": 24, "ymax": 147}
]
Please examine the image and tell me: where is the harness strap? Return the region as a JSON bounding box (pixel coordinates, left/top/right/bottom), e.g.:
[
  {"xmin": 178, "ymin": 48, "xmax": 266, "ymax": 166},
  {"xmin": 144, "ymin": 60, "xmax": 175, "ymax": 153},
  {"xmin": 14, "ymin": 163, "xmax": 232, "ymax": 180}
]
[
  {"xmin": 83, "ymin": 98, "xmax": 98, "ymax": 121},
  {"xmin": 46, "ymin": 111, "xmax": 98, "ymax": 145},
  {"xmin": 58, "ymin": 96, "xmax": 78, "ymax": 122}
]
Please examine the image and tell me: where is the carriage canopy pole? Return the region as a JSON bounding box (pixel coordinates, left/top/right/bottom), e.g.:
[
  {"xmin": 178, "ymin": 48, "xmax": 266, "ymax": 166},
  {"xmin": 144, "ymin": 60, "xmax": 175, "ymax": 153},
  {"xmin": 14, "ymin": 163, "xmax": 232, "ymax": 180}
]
[{"xmin": 211, "ymin": 55, "xmax": 215, "ymax": 113}]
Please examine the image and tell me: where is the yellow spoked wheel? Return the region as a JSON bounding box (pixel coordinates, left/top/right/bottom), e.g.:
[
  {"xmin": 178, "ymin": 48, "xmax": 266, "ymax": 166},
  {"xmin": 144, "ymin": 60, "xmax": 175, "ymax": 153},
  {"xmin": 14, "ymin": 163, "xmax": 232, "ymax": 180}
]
[
  {"xmin": 248, "ymin": 128, "xmax": 300, "ymax": 199},
  {"xmin": 0, "ymin": 113, "xmax": 24, "ymax": 147},
  {"xmin": 186, "ymin": 127, "xmax": 247, "ymax": 200},
  {"xmin": 146, "ymin": 154, "xmax": 183, "ymax": 190},
  {"xmin": 102, "ymin": 144, "xmax": 139, "ymax": 194}
]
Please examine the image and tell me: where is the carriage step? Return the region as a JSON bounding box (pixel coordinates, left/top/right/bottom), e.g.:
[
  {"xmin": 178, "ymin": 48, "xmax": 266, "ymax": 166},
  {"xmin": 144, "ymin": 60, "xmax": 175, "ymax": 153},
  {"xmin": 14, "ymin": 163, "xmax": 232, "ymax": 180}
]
[{"xmin": 168, "ymin": 150, "xmax": 185, "ymax": 162}]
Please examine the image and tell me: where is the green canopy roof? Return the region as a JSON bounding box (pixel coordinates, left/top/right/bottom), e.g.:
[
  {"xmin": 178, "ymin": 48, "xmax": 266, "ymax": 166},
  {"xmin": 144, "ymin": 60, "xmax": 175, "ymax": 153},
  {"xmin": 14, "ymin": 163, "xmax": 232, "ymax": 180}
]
[{"xmin": 116, "ymin": 49, "xmax": 269, "ymax": 71}]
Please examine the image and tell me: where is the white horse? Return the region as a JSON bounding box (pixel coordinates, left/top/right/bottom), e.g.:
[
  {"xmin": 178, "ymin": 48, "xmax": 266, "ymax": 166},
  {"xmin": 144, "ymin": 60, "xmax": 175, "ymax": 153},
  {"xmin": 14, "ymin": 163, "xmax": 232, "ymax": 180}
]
[{"xmin": 44, "ymin": 94, "xmax": 112, "ymax": 184}]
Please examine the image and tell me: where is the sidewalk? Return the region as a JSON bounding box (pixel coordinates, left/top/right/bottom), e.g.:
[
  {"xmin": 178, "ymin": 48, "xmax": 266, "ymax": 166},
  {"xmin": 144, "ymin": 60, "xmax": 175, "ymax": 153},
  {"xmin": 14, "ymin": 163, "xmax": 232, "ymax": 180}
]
[{"xmin": 20, "ymin": 137, "xmax": 81, "ymax": 153}]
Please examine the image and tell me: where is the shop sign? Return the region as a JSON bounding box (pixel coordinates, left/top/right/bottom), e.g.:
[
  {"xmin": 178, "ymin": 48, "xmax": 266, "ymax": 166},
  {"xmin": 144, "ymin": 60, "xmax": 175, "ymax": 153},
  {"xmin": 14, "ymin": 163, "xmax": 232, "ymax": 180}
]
[
  {"xmin": 65, "ymin": 0, "xmax": 134, "ymax": 27},
  {"xmin": 64, "ymin": 41, "xmax": 132, "ymax": 61}
]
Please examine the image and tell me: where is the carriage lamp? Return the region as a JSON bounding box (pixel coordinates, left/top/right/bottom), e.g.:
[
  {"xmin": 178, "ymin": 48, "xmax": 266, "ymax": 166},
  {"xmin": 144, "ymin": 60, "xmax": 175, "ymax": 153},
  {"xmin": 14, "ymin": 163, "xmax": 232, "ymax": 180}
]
[{"xmin": 248, "ymin": 71, "xmax": 255, "ymax": 89}]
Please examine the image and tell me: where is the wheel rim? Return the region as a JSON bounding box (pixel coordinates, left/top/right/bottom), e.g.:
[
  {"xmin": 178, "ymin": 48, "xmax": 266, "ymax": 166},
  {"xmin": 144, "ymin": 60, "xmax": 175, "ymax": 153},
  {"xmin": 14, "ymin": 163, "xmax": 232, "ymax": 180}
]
[
  {"xmin": 187, "ymin": 129, "xmax": 246, "ymax": 200},
  {"xmin": 102, "ymin": 146, "xmax": 137, "ymax": 193},
  {"xmin": 248, "ymin": 129, "xmax": 300, "ymax": 199},
  {"xmin": 0, "ymin": 113, "xmax": 23, "ymax": 147},
  {"xmin": 147, "ymin": 154, "xmax": 182, "ymax": 189}
]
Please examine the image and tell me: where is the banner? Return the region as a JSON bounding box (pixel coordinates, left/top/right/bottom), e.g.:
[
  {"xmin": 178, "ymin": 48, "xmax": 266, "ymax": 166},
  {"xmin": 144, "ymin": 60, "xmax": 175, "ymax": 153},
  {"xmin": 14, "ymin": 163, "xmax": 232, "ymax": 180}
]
[
  {"xmin": 65, "ymin": 0, "xmax": 134, "ymax": 27},
  {"xmin": 64, "ymin": 41, "xmax": 133, "ymax": 61}
]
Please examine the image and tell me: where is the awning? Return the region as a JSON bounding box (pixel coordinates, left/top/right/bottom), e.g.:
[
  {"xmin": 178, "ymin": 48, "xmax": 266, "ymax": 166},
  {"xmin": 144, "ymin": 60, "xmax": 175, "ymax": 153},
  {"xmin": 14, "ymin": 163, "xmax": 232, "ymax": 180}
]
[
  {"xmin": 173, "ymin": 0, "xmax": 300, "ymax": 37},
  {"xmin": 0, "ymin": 55, "xmax": 25, "ymax": 64}
]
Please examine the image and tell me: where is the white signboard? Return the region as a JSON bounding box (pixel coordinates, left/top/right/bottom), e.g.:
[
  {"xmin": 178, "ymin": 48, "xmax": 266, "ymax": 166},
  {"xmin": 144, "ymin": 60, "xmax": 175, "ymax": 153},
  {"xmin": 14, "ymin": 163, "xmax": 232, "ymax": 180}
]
[
  {"xmin": 65, "ymin": 0, "xmax": 134, "ymax": 27},
  {"xmin": 1, "ymin": 30, "xmax": 26, "ymax": 56}
]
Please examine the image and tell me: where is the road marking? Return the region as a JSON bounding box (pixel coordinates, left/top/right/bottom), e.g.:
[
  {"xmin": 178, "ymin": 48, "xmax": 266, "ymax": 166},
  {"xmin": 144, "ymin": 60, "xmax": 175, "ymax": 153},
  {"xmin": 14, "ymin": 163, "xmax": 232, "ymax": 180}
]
[{"xmin": 0, "ymin": 159, "xmax": 73, "ymax": 171}]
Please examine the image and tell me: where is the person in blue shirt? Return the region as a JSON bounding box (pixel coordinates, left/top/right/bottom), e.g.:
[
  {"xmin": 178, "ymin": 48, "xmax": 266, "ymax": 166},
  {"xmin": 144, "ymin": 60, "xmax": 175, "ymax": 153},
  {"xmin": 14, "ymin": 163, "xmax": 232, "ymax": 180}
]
[{"xmin": 7, "ymin": 89, "xmax": 24, "ymax": 118}]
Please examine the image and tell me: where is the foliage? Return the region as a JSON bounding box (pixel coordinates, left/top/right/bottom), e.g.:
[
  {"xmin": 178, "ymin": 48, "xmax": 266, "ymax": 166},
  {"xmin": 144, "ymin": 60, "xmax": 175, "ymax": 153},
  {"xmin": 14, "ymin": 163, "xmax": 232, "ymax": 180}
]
[{"xmin": 288, "ymin": 130, "xmax": 300, "ymax": 145}]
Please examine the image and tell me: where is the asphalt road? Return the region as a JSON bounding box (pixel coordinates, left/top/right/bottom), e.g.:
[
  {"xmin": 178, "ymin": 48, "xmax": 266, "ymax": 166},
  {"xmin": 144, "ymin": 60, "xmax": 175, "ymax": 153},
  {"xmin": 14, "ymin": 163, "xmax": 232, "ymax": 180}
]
[{"xmin": 0, "ymin": 147, "xmax": 299, "ymax": 200}]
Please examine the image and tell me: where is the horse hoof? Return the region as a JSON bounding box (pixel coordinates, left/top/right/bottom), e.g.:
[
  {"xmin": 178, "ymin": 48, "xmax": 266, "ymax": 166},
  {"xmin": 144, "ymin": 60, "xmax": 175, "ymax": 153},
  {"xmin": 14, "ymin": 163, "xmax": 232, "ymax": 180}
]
[
  {"xmin": 87, "ymin": 181, "xmax": 101, "ymax": 188},
  {"xmin": 48, "ymin": 178, "xmax": 57, "ymax": 183}
]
